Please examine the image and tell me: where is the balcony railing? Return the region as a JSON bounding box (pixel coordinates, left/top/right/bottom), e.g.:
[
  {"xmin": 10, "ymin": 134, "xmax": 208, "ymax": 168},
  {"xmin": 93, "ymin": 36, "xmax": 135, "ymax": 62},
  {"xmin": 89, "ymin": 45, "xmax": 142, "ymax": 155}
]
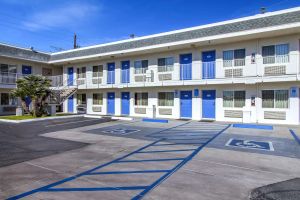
[
  {"xmin": 46, "ymin": 75, "xmax": 63, "ymax": 87},
  {"xmin": 45, "ymin": 53, "xmax": 298, "ymax": 89},
  {"xmin": 263, "ymin": 55, "xmax": 289, "ymax": 64}
]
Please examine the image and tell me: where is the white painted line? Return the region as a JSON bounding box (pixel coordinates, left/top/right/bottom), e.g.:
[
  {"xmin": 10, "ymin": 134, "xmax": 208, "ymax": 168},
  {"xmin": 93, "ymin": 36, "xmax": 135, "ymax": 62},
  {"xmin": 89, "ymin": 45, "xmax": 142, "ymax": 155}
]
[
  {"xmin": 197, "ymin": 159, "xmax": 281, "ymax": 175},
  {"xmin": 0, "ymin": 114, "xmax": 84, "ymax": 124},
  {"xmin": 26, "ymin": 162, "xmax": 60, "ymax": 173},
  {"xmin": 111, "ymin": 116, "xmax": 133, "ymax": 121},
  {"xmin": 84, "ymin": 114, "xmax": 103, "ymax": 119},
  {"xmin": 45, "ymin": 119, "xmax": 99, "ymax": 127}
]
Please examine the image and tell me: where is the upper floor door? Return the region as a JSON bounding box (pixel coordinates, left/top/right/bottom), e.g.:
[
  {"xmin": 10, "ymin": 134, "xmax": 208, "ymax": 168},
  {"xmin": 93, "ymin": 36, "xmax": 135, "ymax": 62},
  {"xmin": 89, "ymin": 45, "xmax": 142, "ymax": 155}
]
[
  {"xmin": 121, "ymin": 61, "xmax": 130, "ymax": 83},
  {"xmin": 202, "ymin": 51, "xmax": 216, "ymax": 79},
  {"xmin": 107, "ymin": 63, "xmax": 115, "ymax": 84},
  {"xmin": 67, "ymin": 67, "xmax": 74, "ymax": 86},
  {"xmin": 180, "ymin": 54, "xmax": 192, "ymax": 80}
]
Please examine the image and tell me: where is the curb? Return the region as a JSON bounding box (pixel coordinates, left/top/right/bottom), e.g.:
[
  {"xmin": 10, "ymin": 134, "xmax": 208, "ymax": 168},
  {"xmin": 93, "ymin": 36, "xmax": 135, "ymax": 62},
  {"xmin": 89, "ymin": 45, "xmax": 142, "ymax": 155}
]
[{"xmin": 0, "ymin": 114, "xmax": 84, "ymax": 123}]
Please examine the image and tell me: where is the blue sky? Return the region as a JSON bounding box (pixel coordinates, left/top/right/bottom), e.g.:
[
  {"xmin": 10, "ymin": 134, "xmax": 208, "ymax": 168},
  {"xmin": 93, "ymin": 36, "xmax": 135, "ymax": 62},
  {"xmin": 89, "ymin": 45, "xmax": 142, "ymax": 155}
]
[{"xmin": 0, "ymin": 0, "xmax": 299, "ymax": 52}]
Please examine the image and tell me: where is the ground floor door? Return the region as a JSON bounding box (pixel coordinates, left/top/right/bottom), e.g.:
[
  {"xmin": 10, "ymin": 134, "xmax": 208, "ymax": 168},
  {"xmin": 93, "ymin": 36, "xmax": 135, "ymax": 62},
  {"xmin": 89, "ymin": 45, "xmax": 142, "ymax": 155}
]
[
  {"xmin": 180, "ymin": 91, "xmax": 192, "ymax": 118},
  {"xmin": 202, "ymin": 90, "xmax": 216, "ymax": 119},
  {"xmin": 107, "ymin": 92, "xmax": 115, "ymax": 115},
  {"xmin": 68, "ymin": 95, "xmax": 74, "ymax": 113},
  {"xmin": 121, "ymin": 92, "xmax": 130, "ymax": 115}
]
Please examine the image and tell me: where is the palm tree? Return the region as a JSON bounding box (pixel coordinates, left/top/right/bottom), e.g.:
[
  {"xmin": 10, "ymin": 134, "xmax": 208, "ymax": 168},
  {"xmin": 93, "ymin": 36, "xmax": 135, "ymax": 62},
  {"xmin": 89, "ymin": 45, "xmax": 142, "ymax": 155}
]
[{"xmin": 12, "ymin": 75, "xmax": 52, "ymax": 117}]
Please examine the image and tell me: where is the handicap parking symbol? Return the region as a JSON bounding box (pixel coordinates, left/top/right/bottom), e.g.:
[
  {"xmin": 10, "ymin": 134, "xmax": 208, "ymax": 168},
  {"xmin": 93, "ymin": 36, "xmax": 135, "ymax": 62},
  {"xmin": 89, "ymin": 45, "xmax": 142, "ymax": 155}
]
[
  {"xmin": 226, "ymin": 139, "xmax": 274, "ymax": 151},
  {"xmin": 102, "ymin": 128, "xmax": 140, "ymax": 135}
]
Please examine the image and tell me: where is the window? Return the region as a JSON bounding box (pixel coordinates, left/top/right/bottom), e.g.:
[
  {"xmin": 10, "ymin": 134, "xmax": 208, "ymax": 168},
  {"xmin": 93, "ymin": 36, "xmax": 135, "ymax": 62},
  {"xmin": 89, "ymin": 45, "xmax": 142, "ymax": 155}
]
[
  {"xmin": 223, "ymin": 91, "xmax": 246, "ymax": 108},
  {"xmin": 92, "ymin": 65, "xmax": 103, "ymax": 77},
  {"xmin": 158, "ymin": 92, "xmax": 174, "ymax": 106},
  {"xmin": 223, "ymin": 49, "xmax": 246, "ymax": 67},
  {"xmin": 1, "ymin": 93, "xmax": 16, "ymax": 106},
  {"xmin": 262, "ymin": 44, "xmax": 289, "ymax": 64},
  {"xmin": 134, "ymin": 60, "xmax": 148, "ymax": 74},
  {"xmin": 77, "ymin": 94, "xmax": 86, "ymax": 105},
  {"xmin": 262, "ymin": 90, "xmax": 288, "ymax": 108},
  {"xmin": 0, "ymin": 64, "xmax": 17, "ymax": 75},
  {"xmin": 134, "ymin": 92, "xmax": 148, "ymax": 106},
  {"xmin": 158, "ymin": 57, "xmax": 174, "ymax": 72},
  {"xmin": 77, "ymin": 67, "xmax": 86, "ymax": 78},
  {"xmin": 93, "ymin": 93, "xmax": 103, "ymax": 105}
]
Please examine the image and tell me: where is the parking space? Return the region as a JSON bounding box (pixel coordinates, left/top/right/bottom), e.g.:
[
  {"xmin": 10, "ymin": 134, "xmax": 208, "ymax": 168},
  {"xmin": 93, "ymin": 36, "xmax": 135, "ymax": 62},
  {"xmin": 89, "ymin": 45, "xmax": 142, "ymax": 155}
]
[{"xmin": 1, "ymin": 118, "xmax": 300, "ymax": 200}]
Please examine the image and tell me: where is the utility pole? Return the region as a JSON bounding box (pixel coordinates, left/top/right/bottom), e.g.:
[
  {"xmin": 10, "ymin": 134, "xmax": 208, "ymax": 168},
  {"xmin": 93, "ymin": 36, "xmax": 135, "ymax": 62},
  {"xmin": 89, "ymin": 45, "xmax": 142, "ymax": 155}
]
[{"xmin": 74, "ymin": 33, "xmax": 77, "ymax": 49}]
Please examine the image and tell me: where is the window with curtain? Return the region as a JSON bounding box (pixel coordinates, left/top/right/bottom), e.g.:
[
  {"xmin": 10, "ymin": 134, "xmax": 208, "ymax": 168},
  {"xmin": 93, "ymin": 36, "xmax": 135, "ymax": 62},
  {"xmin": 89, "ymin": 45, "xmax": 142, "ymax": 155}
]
[
  {"xmin": 93, "ymin": 93, "xmax": 103, "ymax": 105},
  {"xmin": 77, "ymin": 94, "xmax": 86, "ymax": 105},
  {"xmin": 223, "ymin": 91, "xmax": 245, "ymax": 108},
  {"xmin": 223, "ymin": 49, "xmax": 245, "ymax": 67},
  {"xmin": 134, "ymin": 92, "xmax": 148, "ymax": 106},
  {"xmin": 234, "ymin": 91, "xmax": 246, "ymax": 107},
  {"xmin": 262, "ymin": 44, "xmax": 289, "ymax": 64},
  {"xmin": 223, "ymin": 91, "xmax": 233, "ymax": 107},
  {"xmin": 1, "ymin": 93, "xmax": 16, "ymax": 106},
  {"xmin": 92, "ymin": 65, "xmax": 103, "ymax": 77},
  {"xmin": 134, "ymin": 60, "xmax": 148, "ymax": 74},
  {"xmin": 158, "ymin": 92, "xmax": 174, "ymax": 106},
  {"xmin": 262, "ymin": 90, "xmax": 288, "ymax": 108},
  {"xmin": 158, "ymin": 57, "xmax": 174, "ymax": 72},
  {"xmin": 0, "ymin": 64, "xmax": 17, "ymax": 75},
  {"xmin": 77, "ymin": 67, "xmax": 86, "ymax": 78}
]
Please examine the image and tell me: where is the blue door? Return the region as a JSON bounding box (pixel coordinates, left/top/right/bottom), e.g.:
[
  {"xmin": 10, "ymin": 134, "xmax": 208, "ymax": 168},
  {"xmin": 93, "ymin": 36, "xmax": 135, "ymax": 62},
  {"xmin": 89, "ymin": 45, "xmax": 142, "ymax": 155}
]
[
  {"xmin": 202, "ymin": 90, "xmax": 216, "ymax": 119},
  {"xmin": 68, "ymin": 95, "xmax": 74, "ymax": 113},
  {"xmin": 121, "ymin": 61, "xmax": 130, "ymax": 83},
  {"xmin": 107, "ymin": 63, "xmax": 115, "ymax": 84},
  {"xmin": 68, "ymin": 67, "xmax": 74, "ymax": 86},
  {"xmin": 107, "ymin": 92, "xmax": 115, "ymax": 115},
  {"xmin": 121, "ymin": 92, "xmax": 130, "ymax": 115},
  {"xmin": 180, "ymin": 54, "xmax": 192, "ymax": 80},
  {"xmin": 180, "ymin": 91, "xmax": 192, "ymax": 118},
  {"xmin": 202, "ymin": 51, "xmax": 216, "ymax": 79},
  {"xmin": 22, "ymin": 65, "xmax": 32, "ymax": 75}
]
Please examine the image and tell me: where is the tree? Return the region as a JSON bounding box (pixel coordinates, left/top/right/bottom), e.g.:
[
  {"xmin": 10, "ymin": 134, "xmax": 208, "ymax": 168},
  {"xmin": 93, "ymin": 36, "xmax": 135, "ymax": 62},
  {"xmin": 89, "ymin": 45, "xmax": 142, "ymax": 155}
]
[{"xmin": 12, "ymin": 75, "xmax": 52, "ymax": 117}]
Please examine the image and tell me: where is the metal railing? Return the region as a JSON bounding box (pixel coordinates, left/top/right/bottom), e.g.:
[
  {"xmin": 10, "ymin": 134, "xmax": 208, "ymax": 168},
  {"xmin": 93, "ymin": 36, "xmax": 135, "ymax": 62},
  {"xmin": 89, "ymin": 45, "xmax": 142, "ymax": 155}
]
[
  {"xmin": 46, "ymin": 75, "xmax": 63, "ymax": 87},
  {"xmin": 62, "ymin": 54, "xmax": 298, "ymax": 89}
]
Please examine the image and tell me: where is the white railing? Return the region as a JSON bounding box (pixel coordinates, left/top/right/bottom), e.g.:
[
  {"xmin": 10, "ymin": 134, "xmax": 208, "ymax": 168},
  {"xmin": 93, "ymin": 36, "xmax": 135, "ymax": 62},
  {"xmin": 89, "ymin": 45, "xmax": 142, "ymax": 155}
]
[
  {"xmin": 46, "ymin": 75, "xmax": 63, "ymax": 87},
  {"xmin": 223, "ymin": 59, "xmax": 245, "ymax": 67},
  {"xmin": 263, "ymin": 55, "xmax": 289, "ymax": 64}
]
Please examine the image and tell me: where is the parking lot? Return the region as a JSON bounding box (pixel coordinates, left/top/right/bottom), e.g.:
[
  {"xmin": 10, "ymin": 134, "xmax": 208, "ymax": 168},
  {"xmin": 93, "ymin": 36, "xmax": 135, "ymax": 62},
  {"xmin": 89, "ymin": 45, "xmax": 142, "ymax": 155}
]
[{"xmin": 1, "ymin": 117, "xmax": 300, "ymax": 200}]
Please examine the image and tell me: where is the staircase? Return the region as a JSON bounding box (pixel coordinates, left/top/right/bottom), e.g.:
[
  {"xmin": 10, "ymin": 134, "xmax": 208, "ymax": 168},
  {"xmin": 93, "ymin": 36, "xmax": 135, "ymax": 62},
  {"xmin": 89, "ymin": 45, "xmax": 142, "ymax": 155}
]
[
  {"xmin": 48, "ymin": 77, "xmax": 78, "ymax": 105},
  {"xmin": 49, "ymin": 87, "xmax": 77, "ymax": 105}
]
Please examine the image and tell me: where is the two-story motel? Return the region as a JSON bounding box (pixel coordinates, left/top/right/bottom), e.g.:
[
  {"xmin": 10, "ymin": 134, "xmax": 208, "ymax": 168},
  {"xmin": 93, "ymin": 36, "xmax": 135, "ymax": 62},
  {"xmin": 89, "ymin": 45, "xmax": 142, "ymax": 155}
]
[{"xmin": 1, "ymin": 7, "xmax": 300, "ymax": 124}]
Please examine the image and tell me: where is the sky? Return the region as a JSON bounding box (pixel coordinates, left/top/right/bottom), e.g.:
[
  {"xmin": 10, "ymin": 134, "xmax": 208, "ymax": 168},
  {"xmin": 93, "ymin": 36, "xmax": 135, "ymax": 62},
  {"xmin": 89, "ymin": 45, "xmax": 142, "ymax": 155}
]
[{"xmin": 0, "ymin": 0, "xmax": 299, "ymax": 52}]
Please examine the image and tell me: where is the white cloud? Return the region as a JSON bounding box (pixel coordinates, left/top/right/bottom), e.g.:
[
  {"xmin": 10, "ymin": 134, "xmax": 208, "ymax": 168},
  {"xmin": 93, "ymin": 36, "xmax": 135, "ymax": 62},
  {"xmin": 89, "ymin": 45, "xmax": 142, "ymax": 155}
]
[{"xmin": 22, "ymin": 2, "xmax": 100, "ymax": 31}]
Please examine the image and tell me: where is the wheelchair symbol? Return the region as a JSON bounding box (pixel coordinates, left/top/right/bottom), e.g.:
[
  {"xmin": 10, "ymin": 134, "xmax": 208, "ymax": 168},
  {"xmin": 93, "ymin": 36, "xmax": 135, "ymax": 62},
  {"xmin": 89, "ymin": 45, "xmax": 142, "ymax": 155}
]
[{"xmin": 102, "ymin": 128, "xmax": 140, "ymax": 135}]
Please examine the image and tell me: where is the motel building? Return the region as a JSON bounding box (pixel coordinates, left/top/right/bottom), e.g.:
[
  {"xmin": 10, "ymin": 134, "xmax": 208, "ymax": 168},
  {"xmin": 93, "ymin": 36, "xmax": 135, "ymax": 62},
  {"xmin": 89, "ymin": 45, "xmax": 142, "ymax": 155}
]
[{"xmin": 1, "ymin": 7, "xmax": 300, "ymax": 125}]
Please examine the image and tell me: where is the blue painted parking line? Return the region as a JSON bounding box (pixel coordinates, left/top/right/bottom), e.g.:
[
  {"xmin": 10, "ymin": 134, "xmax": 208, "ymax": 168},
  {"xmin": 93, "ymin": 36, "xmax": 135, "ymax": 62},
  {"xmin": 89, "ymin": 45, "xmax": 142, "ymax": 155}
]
[
  {"xmin": 8, "ymin": 122, "xmax": 230, "ymax": 200},
  {"xmin": 289, "ymin": 129, "xmax": 300, "ymax": 145},
  {"xmin": 232, "ymin": 123, "xmax": 273, "ymax": 130},
  {"xmin": 152, "ymin": 143, "xmax": 205, "ymax": 146},
  {"xmin": 142, "ymin": 118, "xmax": 169, "ymax": 123},
  {"xmin": 116, "ymin": 158, "xmax": 185, "ymax": 163},
  {"xmin": 137, "ymin": 149, "xmax": 197, "ymax": 153},
  {"xmin": 132, "ymin": 124, "xmax": 231, "ymax": 200},
  {"xmin": 43, "ymin": 186, "xmax": 149, "ymax": 192},
  {"xmin": 88, "ymin": 170, "xmax": 172, "ymax": 175}
]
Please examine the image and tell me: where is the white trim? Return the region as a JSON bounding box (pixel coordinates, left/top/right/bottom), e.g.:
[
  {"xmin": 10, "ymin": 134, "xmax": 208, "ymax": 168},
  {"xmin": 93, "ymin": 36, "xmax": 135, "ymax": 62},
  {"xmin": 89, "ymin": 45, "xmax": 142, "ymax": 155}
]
[
  {"xmin": 51, "ymin": 6, "xmax": 300, "ymax": 55},
  {"xmin": 49, "ymin": 22, "xmax": 300, "ymax": 64}
]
